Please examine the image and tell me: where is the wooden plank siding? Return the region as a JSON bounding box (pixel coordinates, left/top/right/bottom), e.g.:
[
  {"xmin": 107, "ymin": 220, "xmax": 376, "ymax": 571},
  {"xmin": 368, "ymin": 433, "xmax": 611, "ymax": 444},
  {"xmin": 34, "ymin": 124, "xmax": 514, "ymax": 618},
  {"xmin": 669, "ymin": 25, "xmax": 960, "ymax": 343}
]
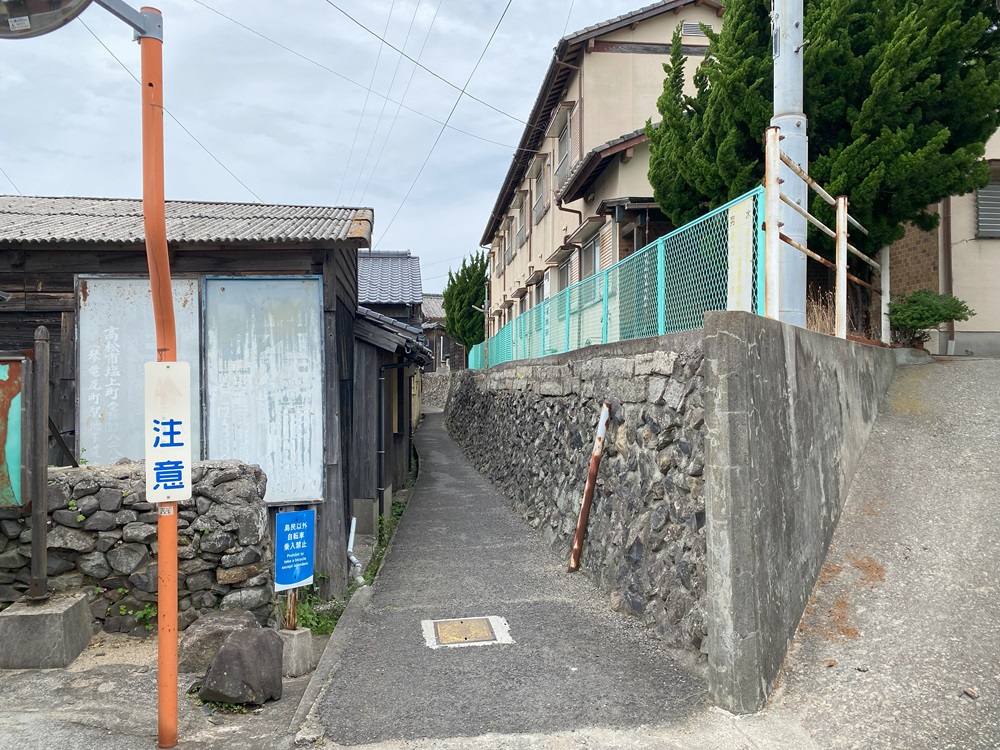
[{"xmin": 0, "ymin": 241, "xmax": 362, "ymax": 594}]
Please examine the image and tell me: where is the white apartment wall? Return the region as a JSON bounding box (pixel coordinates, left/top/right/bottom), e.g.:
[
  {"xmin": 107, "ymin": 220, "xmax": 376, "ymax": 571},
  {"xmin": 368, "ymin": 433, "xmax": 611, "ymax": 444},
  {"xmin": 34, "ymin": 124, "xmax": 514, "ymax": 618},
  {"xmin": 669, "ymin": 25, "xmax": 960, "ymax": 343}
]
[
  {"xmin": 945, "ymin": 137, "xmax": 1000, "ymax": 353},
  {"xmin": 488, "ymin": 5, "xmax": 720, "ymax": 332},
  {"xmin": 583, "ymin": 8, "xmax": 715, "ymax": 148}
]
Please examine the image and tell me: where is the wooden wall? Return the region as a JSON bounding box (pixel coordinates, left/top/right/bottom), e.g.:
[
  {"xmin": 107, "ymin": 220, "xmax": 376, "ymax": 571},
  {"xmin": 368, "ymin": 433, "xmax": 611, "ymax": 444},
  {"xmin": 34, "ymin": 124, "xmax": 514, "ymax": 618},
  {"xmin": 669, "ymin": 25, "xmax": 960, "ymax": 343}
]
[
  {"xmin": 351, "ymin": 341, "xmax": 414, "ymax": 508},
  {"xmin": 0, "ymin": 240, "xmax": 360, "ymax": 595}
]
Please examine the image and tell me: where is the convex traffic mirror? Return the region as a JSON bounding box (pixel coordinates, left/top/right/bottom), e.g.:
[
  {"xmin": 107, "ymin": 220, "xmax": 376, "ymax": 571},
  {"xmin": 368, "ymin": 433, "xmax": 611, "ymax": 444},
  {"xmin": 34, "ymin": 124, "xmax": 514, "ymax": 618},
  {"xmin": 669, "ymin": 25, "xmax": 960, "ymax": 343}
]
[{"xmin": 0, "ymin": 0, "xmax": 93, "ymax": 39}]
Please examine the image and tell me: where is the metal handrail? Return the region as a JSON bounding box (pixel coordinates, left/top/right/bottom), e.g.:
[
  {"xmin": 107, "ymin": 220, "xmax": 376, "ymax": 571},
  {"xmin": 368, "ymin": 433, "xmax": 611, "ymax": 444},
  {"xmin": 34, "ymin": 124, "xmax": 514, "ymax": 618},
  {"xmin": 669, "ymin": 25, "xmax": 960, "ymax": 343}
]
[{"xmin": 765, "ymin": 126, "xmax": 888, "ymax": 342}]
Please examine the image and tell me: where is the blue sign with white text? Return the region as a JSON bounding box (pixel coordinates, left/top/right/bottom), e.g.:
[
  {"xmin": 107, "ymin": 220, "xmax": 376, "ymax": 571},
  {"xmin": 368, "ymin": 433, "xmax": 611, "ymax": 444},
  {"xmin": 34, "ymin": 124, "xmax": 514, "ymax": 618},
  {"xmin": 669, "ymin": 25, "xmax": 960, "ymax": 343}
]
[{"xmin": 275, "ymin": 509, "xmax": 315, "ymax": 592}]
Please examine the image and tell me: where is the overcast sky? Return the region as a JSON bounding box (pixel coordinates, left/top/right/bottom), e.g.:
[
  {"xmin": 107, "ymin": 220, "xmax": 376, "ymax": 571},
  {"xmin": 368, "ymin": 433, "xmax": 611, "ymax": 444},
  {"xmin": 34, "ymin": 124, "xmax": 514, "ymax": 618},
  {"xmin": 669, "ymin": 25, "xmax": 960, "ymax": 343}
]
[{"xmin": 0, "ymin": 0, "xmax": 660, "ymax": 293}]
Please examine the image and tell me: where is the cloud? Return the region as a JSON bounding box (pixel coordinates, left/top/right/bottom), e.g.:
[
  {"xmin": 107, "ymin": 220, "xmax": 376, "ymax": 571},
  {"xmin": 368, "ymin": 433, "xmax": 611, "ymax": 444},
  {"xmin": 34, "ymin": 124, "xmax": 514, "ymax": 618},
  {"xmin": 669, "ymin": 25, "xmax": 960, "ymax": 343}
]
[{"xmin": 0, "ymin": 0, "xmax": 659, "ymax": 293}]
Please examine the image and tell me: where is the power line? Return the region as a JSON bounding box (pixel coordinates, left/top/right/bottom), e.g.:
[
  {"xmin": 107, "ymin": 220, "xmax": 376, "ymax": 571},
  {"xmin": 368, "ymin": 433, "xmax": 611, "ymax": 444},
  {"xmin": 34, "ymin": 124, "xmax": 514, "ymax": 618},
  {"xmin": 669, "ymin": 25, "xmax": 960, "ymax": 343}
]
[
  {"xmin": 191, "ymin": 0, "xmax": 524, "ymax": 154},
  {"xmin": 321, "ymin": 0, "xmax": 533, "ymax": 130},
  {"xmin": 375, "ymin": 0, "xmax": 513, "ymax": 249},
  {"xmin": 349, "ymin": 0, "xmax": 425, "ymax": 204},
  {"xmin": 336, "ymin": 0, "xmax": 398, "ymax": 205},
  {"xmin": 80, "ymin": 19, "xmax": 264, "ymax": 203},
  {"xmin": 0, "ymin": 163, "xmax": 22, "ymax": 195},
  {"xmin": 563, "ymin": 1, "xmax": 576, "ymax": 35},
  {"xmin": 357, "ymin": 0, "xmax": 445, "ymax": 204}
]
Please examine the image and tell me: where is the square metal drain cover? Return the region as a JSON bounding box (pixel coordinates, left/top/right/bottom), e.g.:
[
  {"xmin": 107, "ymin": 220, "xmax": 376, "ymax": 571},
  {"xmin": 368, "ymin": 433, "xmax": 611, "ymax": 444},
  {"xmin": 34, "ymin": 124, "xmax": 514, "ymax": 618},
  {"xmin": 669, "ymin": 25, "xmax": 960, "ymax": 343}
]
[{"xmin": 421, "ymin": 616, "xmax": 513, "ymax": 649}]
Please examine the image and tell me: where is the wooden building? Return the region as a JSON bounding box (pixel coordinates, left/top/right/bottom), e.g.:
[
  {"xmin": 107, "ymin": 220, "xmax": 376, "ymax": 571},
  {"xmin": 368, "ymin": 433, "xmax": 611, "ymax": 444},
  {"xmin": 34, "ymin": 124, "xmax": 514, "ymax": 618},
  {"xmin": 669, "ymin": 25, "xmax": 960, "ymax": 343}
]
[
  {"xmin": 351, "ymin": 308, "xmax": 431, "ymax": 520},
  {"xmin": 0, "ymin": 195, "xmax": 371, "ymax": 594}
]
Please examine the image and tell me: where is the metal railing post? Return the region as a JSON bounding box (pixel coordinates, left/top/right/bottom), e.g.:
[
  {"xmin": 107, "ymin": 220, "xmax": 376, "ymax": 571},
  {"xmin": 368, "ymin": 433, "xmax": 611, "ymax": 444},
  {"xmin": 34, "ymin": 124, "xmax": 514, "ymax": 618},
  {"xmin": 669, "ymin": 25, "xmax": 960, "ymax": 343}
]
[
  {"xmin": 764, "ymin": 126, "xmax": 782, "ymax": 320},
  {"xmin": 601, "ymin": 271, "xmax": 609, "ymax": 344},
  {"xmin": 755, "ymin": 187, "xmax": 767, "ymax": 316},
  {"xmin": 835, "ymin": 195, "xmax": 849, "ymax": 339},
  {"xmin": 879, "ymin": 246, "xmax": 891, "ymax": 344},
  {"xmin": 656, "ymin": 239, "xmax": 667, "ymax": 335},
  {"xmin": 565, "ymin": 291, "xmax": 571, "ymax": 351}
]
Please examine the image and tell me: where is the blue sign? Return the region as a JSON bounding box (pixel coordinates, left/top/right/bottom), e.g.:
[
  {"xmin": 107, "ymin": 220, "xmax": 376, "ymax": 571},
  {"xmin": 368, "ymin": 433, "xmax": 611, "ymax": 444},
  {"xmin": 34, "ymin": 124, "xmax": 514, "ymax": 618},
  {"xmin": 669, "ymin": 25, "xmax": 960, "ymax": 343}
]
[{"xmin": 275, "ymin": 509, "xmax": 315, "ymax": 592}]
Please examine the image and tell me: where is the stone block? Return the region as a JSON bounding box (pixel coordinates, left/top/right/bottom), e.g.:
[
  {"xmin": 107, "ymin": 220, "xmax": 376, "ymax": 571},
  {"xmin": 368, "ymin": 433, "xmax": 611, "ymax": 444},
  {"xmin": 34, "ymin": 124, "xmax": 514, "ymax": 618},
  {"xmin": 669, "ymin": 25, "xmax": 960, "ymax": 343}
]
[
  {"xmin": 179, "ymin": 608, "xmax": 259, "ymax": 673},
  {"xmin": 279, "ymin": 627, "xmax": 313, "ymax": 677},
  {"xmin": 199, "ymin": 628, "xmax": 283, "ymax": 704},
  {"xmin": 0, "ymin": 592, "xmax": 92, "ymax": 668}
]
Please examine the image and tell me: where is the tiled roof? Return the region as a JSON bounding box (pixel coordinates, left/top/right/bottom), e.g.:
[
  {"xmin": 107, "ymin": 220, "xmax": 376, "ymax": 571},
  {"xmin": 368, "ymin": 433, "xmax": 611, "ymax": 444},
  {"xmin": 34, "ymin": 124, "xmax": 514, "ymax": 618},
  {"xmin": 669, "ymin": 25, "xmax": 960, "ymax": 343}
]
[
  {"xmin": 421, "ymin": 293, "xmax": 445, "ymax": 321},
  {"xmin": 557, "ymin": 127, "xmax": 651, "ymax": 203},
  {"xmin": 357, "ymin": 249, "xmax": 423, "ymax": 306},
  {"xmin": 356, "ymin": 306, "xmax": 432, "ymax": 365},
  {"xmin": 0, "ymin": 195, "xmax": 373, "ymax": 246}
]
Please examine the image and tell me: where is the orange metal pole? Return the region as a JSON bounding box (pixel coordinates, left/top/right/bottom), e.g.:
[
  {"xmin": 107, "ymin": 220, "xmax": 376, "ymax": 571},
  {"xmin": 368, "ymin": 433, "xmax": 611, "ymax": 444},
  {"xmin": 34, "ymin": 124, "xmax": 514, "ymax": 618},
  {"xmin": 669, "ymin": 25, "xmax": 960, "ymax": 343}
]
[{"xmin": 139, "ymin": 9, "xmax": 178, "ymax": 748}]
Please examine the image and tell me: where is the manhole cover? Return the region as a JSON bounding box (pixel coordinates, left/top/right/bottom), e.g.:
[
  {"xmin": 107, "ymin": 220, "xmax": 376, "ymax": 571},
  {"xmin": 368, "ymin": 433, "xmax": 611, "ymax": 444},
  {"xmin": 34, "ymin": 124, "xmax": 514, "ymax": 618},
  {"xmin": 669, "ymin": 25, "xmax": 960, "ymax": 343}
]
[{"xmin": 421, "ymin": 616, "xmax": 513, "ymax": 649}]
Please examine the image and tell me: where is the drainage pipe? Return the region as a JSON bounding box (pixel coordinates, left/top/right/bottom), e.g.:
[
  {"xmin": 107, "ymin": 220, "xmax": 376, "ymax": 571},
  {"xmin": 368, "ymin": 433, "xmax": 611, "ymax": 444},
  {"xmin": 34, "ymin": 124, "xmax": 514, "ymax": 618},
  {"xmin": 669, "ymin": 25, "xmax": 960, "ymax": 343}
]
[
  {"xmin": 27, "ymin": 326, "xmax": 50, "ymax": 602},
  {"xmin": 941, "ymin": 196, "xmax": 955, "ymax": 354},
  {"xmin": 568, "ymin": 402, "xmax": 612, "ymax": 573}
]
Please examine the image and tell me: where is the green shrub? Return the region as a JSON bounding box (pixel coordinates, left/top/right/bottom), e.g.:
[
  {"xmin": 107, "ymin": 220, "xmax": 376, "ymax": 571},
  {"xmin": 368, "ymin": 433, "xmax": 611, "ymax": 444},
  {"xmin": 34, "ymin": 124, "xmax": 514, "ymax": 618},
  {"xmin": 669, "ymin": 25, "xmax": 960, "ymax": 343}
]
[{"xmin": 888, "ymin": 290, "xmax": 974, "ymax": 347}]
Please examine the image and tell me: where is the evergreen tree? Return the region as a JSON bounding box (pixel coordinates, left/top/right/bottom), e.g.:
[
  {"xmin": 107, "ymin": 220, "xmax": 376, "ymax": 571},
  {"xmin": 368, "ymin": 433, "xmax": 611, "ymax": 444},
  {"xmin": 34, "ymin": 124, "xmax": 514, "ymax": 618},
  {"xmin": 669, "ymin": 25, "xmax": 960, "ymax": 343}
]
[
  {"xmin": 647, "ymin": 0, "xmax": 1000, "ymax": 253},
  {"xmin": 443, "ymin": 252, "xmax": 488, "ymax": 349}
]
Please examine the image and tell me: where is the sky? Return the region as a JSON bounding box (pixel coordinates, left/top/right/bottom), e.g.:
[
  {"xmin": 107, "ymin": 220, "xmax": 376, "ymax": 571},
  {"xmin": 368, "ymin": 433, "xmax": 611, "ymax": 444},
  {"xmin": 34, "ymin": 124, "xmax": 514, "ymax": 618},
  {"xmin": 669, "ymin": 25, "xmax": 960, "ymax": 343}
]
[{"xmin": 0, "ymin": 0, "xmax": 660, "ymax": 294}]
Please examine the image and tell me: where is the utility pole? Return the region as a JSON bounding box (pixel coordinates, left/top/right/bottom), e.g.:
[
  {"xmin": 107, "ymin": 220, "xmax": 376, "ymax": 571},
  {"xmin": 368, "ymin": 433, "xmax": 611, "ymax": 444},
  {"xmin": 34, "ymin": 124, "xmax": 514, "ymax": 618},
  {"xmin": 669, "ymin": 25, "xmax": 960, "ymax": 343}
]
[{"xmin": 771, "ymin": 0, "xmax": 808, "ymax": 327}]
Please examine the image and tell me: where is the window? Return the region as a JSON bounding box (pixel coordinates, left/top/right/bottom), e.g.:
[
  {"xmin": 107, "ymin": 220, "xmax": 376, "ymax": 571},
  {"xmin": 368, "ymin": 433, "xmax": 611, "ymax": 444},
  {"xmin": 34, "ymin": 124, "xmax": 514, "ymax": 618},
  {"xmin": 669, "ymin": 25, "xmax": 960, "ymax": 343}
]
[
  {"xmin": 534, "ymin": 282, "xmax": 545, "ymax": 307},
  {"xmin": 581, "ymin": 234, "xmax": 600, "ymax": 280},
  {"xmin": 557, "ymin": 259, "xmax": 571, "ymax": 291},
  {"xmin": 517, "ymin": 201, "xmax": 528, "ymax": 248},
  {"xmin": 977, "ymin": 180, "xmax": 1000, "ymax": 237},
  {"xmin": 556, "ymin": 121, "xmax": 572, "ymax": 188},
  {"xmin": 519, "ymin": 296, "xmax": 527, "ymax": 315},
  {"xmin": 533, "ymin": 164, "xmax": 549, "ymax": 225}
]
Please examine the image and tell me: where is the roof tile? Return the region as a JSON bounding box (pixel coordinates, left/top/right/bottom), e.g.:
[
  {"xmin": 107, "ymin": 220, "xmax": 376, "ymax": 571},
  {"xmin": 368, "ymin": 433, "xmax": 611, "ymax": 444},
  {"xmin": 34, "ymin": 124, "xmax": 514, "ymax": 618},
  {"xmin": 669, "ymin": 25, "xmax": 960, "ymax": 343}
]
[{"xmin": 0, "ymin": 195, "xmax": 373, "ymax": 246}]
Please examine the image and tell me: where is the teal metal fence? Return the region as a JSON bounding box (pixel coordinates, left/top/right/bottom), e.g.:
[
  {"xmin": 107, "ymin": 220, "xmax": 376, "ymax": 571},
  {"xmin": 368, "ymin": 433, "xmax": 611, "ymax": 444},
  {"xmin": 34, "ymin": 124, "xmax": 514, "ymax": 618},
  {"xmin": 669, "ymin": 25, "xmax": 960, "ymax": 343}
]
[{"xmin": 468, "ymin": 187, "xmax": 765, "ymax": 369}]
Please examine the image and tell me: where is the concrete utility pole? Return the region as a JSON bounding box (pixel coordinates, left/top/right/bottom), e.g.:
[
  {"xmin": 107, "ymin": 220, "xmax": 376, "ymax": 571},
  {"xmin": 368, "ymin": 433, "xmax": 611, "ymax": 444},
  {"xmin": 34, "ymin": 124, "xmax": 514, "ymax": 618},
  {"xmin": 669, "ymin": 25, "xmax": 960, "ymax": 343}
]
[{"xmin": 771, "ymin": 0, "xmax": 808, "ymax": 327}]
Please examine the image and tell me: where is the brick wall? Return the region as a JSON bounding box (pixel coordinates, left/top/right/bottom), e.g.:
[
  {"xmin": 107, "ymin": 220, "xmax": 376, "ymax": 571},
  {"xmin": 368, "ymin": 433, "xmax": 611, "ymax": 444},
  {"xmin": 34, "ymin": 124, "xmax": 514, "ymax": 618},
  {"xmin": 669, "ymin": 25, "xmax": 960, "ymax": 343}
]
[{"xmin": 889, "ymin": 221, "xmax": 939, "ymax": 297}]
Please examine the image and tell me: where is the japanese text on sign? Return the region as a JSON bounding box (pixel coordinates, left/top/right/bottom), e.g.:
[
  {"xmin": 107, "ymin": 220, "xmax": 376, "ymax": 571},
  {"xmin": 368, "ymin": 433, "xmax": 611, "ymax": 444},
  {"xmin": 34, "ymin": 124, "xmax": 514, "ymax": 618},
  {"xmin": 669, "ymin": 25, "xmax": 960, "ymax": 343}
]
[
  {"xmin": 145, "ymin": 362, "xmax": 192, "ymax": 503},
  {"xmin": 275, "ymin": 509, "xmax": 315, "ymax": 592}
]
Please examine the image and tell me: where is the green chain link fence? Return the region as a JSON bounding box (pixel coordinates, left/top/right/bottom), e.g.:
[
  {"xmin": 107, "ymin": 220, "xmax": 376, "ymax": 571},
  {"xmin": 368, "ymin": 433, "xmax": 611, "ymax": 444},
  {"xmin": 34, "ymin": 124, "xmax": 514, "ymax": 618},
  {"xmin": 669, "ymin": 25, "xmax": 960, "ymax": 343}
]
[{"xmin": 468, "ymin": 187, "xmax": 765, "ymax": 369}]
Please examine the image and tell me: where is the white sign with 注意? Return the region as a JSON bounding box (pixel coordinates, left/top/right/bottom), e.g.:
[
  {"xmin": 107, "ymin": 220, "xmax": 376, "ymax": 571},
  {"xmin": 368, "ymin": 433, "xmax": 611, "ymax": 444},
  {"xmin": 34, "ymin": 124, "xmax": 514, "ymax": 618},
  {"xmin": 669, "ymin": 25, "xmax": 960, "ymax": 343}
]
[{"xmin": 145, "ymin": 362, "xmax": 192, "ymax": 503}]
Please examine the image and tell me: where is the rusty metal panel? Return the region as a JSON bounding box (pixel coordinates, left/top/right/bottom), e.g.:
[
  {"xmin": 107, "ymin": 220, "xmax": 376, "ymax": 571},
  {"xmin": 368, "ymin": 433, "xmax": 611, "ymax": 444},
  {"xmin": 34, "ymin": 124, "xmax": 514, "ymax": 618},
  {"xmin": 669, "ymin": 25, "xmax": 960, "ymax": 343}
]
[
  {"xmin": 77, "ymin": 277, "xmax": 201, "ymax": 466},
  {"xmin": 204, "ymin": 277, "xmax": 323, "ymax": 503}
]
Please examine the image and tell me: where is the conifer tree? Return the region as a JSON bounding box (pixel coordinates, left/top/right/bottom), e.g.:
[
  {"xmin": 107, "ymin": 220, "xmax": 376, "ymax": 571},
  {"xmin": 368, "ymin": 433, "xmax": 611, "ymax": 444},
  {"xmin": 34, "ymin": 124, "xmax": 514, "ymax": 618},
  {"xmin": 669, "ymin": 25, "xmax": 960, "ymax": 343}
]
[
  {"xmin": 443, "ymin": 252, "xmax": 487, "ymax": 349},
  {"xmin": 647, "ymin": 0, "xmax": 1000, "ymax": 253}
]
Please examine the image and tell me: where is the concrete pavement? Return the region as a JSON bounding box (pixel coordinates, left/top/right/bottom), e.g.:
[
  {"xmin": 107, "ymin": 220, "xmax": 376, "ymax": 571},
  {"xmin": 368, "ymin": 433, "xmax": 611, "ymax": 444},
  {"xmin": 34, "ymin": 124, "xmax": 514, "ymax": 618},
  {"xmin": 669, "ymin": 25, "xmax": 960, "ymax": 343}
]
[{"xmin": 766, "ymin": 359, "xmax": 1000, "ymax": 748}]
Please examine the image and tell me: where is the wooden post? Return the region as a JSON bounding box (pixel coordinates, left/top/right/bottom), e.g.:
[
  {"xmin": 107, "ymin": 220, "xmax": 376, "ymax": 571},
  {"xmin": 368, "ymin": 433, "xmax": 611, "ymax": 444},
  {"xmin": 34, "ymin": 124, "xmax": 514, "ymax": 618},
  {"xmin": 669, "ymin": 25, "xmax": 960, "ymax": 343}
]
[{"xmin": 26, "ymin": 327, "xmax": 49, "ymax": 601}]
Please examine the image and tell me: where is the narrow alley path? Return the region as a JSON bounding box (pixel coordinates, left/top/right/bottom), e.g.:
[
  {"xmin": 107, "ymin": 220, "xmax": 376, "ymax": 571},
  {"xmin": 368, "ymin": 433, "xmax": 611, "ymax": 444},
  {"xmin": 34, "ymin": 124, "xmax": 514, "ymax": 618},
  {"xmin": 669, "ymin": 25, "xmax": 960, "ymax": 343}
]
[{"xmin": 306, "ymin": 410, "xmax": 707, "ymax": 745}]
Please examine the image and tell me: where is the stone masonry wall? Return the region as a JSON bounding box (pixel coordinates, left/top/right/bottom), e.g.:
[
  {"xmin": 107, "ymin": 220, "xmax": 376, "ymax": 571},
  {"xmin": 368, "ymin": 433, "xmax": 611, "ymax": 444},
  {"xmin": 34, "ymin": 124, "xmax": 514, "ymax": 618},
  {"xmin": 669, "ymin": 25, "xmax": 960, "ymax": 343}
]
[
  {"xmin": 421, "ymin": 370, "xmax": 451, "ymax": 410},
  {"xmin": 446, "ymin": 332, "xmax": 708, "ymax": 651},
  {"xmin": 0, "ymin": 460, "xmax": 273, "ymax": 635}
]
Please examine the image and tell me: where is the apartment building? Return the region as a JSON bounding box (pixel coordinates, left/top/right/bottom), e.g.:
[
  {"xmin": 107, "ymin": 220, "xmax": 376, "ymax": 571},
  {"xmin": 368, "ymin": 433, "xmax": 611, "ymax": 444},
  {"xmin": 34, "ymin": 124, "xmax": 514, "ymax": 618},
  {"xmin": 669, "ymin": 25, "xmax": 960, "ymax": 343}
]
[{"xmin": 481, "ymin": 0, "xmax": 724, "ymax": 335}]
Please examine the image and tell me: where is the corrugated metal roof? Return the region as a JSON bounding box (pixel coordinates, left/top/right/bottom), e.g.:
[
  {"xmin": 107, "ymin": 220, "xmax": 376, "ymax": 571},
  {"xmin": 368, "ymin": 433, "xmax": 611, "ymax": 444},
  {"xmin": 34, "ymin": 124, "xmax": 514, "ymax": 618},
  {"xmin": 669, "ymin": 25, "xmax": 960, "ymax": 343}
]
[
  {"xmin": 421, "ymin": 293, "xmax": 445, "ymax": 321},
  {"xmin": 357, "ymin": 249, "xmax": 423, "ymax": 306},
  {"xmin": 0, "ymin": 195, "xmax": 373, "ymax": 246}
]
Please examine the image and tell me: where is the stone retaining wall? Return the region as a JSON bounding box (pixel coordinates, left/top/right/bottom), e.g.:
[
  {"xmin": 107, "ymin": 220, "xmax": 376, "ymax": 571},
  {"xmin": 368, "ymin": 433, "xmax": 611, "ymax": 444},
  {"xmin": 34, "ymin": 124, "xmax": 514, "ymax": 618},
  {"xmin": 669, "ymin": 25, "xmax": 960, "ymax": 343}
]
[
  {"xmin": 0, "ymin": 460, "xmax": 273, "ymax": 635},
  {"xmin": 421, "ymin": 370, "xmax": 451, "ymax": 410},
  {"xmin": 446, "ymin": 332, "xmax": 708, "ymax": 651}
]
